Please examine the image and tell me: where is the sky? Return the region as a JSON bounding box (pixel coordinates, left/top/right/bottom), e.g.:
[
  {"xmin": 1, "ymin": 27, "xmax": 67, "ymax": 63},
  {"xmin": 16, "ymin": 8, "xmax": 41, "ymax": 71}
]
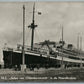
[{"xmin": 0, "ymin": 1, "xmax": 84, "ymax": 62}]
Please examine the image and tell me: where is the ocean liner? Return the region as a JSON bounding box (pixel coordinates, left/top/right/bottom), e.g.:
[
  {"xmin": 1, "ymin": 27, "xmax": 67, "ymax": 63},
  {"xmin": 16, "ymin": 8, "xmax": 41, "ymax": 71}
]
[{"xmin": 3, "ymin": 4, "xmax": 84, "ymax": 69}]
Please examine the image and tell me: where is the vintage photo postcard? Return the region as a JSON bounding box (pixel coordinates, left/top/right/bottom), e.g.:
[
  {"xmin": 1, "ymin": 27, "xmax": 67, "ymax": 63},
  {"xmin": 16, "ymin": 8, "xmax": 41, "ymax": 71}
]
[{"xmin": 0, "ymin": 1, "xmax": 84, "ymax": 82}]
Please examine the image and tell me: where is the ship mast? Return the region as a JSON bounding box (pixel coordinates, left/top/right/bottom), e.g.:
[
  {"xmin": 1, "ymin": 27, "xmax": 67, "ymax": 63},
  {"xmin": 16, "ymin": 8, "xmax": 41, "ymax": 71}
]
[
  {"xmin": 77, "ymin": 33, "xmax": 80, "ymax": 52},
  {"xmin": 21, "ymin": 5, "xmax": 26, "ymax": 72},
  {"xmin": 22, "ymin": 5, "xmax": 25, "ymax": 65},
  {"xmin": 77, "ymin": 33, "xmax": 83, "ymax": 67},
  {"xmin": 80, "ymin": 36, "xmax": 82, "ymax": 51},
  {"xmin": 28, "ymin": 3, "xmax": 38, "ymax": 50},
  {"xmin": 80, "ymin": 36, "xmax": 83, "ymax": 68},
  {"xmin": 61, "ymin": 25, "xmax": 64, "ymax": 68}
]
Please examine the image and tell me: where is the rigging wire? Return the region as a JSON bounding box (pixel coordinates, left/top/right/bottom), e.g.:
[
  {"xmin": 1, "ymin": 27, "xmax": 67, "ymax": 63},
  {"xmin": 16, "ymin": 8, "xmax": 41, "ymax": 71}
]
[
  {"xmin": 34, "ymin": 25, "xmax": 62, "ymax": 43},
  {"xmin": 25, "ymin": 28, "xmax": 31, "ymax": 46},
  {"xmin": 35, "ymin": 28, "xmax": 45, "ymax": 42},
  {"xmin": 34, "ymin": 29, "xmax": 41, "ymax": 42}
]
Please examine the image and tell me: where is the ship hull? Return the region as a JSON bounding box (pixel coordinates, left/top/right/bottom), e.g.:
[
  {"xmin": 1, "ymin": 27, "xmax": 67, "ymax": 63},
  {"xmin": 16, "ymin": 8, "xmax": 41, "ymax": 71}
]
[
  {"xmin": 3, "ymin": 50, "xmax": 84, "ymax": 69},
  {"xmin": 3, "ymin": 50, "xmax": 60, "ymax": 68}
]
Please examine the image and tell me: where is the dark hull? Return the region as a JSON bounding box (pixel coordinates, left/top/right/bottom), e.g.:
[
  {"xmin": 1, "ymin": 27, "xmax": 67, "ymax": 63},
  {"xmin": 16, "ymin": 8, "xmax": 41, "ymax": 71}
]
[{"xmin": 3, "ymin": 50, "xmax": 61, "ymax": 68}]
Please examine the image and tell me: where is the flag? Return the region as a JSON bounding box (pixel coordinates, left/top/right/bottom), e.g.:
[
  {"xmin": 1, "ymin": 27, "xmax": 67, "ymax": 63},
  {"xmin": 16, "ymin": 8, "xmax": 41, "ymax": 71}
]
[{"xmin": 38, "ymin": 12, "xmax": 41, "ymax": 15}]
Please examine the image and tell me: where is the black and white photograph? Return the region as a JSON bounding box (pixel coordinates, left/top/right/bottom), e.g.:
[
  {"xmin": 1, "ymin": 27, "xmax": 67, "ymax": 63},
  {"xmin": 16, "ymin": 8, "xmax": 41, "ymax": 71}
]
[{"xmin": 0, "ymin": 1, "xmax": 84, "ymax": 82}]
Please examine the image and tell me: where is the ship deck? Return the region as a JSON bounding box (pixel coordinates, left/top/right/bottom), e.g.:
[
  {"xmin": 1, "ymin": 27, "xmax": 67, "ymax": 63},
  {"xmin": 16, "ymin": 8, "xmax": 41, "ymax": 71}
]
[{"xmin": 10, "ymin": 50, "xmax": 84, "ymax": 64}]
